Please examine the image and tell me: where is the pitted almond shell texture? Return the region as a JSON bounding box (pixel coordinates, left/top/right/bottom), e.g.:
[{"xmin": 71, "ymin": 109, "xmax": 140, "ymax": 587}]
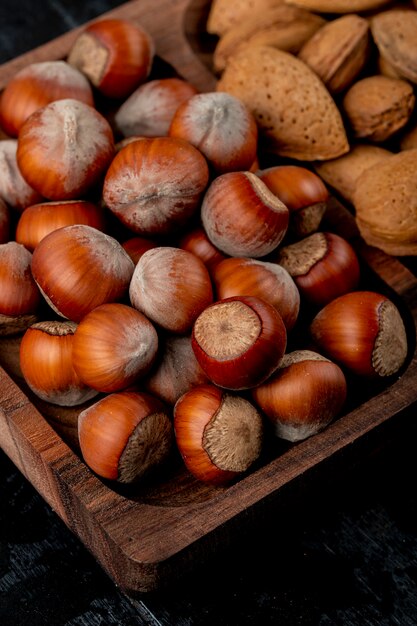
[
  {"xmin": 216, "ymin": 45, "xmax": 349, "ymax": 161},
  {"xmin": 342, "ymin": 75, "xmax": 415, "ymax": 143},
  {"xmin": 314, "ymin": 144, "xmax": 392, "ymax": 204},
  {"xmin": 213, "ymin": 6, "xmax": 325, "ymax": 72},
  {"xmin": 207, "ymin": 0, "xmax": 285, "ymax": 36},
  {"xmin": 352, "ymin": 149, "xmax": 417, "ymax": 256},
  {"xmin": 298, "ymin": 14, "xmax": 370, "ymax": 94},
  {"xmin": 371, "ymin": 10, "xmax": 417, "ymax": 84},
  {"xmin": 284, "ymin": 0, "xmax": 392, "ymax": 12}
]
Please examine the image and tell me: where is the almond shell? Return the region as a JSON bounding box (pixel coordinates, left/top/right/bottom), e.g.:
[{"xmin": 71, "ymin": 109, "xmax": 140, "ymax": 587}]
[
  {"xmin": 213, "ymin": 6, "xmax": 325, "ymax": 73},
  {"xmin": 353, "ymin": 149, "xmax": 417, "ymax": 255},
  {"xmin": 371, "ymin": 10, "xmax": 417, "ymax": 84},
  {"xmin": 216, "ymin": 45, "xmax": 349, "ymax": 161},
  {"xmin": 314, "ymin": 144, "xmax": 392, "ymax": 204},
  {"xmin": 284, "ymin": 0, "xmax": 392, "ymax": 12},
  {"xmin": 207, "ymin": 0, "xmax": 285, "ymax": 36}
]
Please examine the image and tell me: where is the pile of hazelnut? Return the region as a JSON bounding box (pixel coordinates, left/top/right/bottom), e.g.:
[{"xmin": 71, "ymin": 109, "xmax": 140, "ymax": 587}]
[{"xmin": 0, "ymin": 17, "xmax": 409, "ymax": 488}]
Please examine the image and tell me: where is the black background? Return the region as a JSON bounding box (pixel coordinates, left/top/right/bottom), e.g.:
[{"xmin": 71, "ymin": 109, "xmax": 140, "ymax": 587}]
[{"xmin": 1, "ymin": 1, "xmax": 417, "ymax": 624}]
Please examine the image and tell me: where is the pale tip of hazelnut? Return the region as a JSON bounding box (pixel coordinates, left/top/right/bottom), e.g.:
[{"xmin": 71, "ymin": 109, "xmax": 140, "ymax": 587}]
[{"xmin": 373, "ymin": 299, "xmax": 408, "ymax": 376}]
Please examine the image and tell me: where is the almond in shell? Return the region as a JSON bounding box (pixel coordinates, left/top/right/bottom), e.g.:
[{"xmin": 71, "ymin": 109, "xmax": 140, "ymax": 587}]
[
  {"xmin": 342, "ymin": 75, "xmax": 415, "ymax": 143},
  {"xmin": 284, "ymin": 0, "xmax": 393, "ymax": 12},
  {"xmin": 213, "ymin": 6, "xmax": 325, "ymax": 73},
  {"xmin": 353, "ymin": 149, "xmax": 417, "ymax": 255},
  {"xmin": 298, "ymin": 14, "xmax": 370, "ymax": 94},
  {"xmin": 371, "ymin": 10, "xmax": 417, "ymax": 84},
  {"xmin": 314, "ymin": 144, "xmax": 392, "ymax": 204},
  {"xmin": 217, "ymin": 45, "xmax": 349, "ymax": 161},
  {"xmin": 207, "ymin": 0, "xmax": 284, "ymax": 36}
]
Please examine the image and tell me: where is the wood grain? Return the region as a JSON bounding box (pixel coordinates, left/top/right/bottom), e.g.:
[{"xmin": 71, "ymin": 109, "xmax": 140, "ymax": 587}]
[{"xmin": 0, "ymin": 0, "xmax": 416, "ymax": 595}]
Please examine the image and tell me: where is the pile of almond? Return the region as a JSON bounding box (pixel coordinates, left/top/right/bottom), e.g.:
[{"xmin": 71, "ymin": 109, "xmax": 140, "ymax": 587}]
[{"xmin": 208, "ymin": 0, "xmax": 417, "ymax": 256}]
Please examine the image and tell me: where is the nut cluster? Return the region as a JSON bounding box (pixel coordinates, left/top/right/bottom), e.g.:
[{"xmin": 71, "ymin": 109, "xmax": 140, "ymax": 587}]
[
  {"xmin": 0, "ymin": 15, "xmax": 409, "ymax": 488},
  {"xmin": 209, "ymin": 0, "xmax": 417, "ymax": 256}
]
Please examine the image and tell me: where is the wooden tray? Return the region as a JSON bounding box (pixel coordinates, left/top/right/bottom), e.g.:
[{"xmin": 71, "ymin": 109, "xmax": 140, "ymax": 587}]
[{"xmin": 1, "ymin": 0, "xmax": 417, "ymax": 595}]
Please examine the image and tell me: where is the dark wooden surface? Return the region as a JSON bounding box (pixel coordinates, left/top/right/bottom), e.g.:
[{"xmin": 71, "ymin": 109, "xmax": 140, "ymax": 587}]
[
  {"xmin": 1, "ymin": 412, "xmax": 417, "ymax": 626},
  {"xmin": 1, "ymin": 0, "xmax": 417, "ymax": 623}
]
